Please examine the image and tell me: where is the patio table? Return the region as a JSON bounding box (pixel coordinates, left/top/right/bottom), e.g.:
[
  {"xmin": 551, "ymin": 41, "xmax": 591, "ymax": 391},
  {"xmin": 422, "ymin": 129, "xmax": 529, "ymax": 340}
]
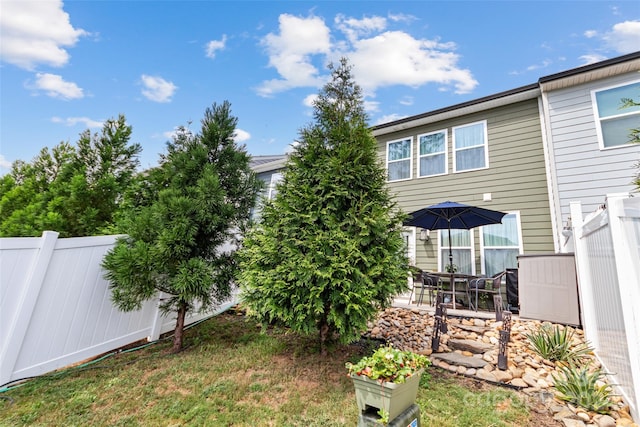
[{"xmin": 431, "ymin": 272, "xmax": 474, "ymax": 310}]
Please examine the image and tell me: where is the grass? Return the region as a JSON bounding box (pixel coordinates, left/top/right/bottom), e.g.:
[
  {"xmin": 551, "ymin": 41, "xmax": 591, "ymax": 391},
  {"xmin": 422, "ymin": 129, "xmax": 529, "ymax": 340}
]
[{"xmin": 1, "ymin": 309, "xmax": 547, "ymax": 427}]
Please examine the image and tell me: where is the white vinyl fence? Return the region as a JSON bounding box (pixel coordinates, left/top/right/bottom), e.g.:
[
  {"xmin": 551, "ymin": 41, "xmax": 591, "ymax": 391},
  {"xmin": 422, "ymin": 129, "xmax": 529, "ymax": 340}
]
[
  {"xmin": 571, "ymin": 193, "xmax": 640, "ymax": 421},
  {"xmin": 0, "ymin": 231, "xmax": 237, "ymax": 387}
]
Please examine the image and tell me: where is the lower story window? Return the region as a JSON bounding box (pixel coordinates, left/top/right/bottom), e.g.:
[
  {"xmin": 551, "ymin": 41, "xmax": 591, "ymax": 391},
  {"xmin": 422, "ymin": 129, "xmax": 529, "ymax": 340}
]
[
  {"xmin": 440, "ymin": 229, "xmax": 473, "ymax": 274},
  {"xmin": 481, "ymin": 212, "xmax": 522, "ymax": 276}
]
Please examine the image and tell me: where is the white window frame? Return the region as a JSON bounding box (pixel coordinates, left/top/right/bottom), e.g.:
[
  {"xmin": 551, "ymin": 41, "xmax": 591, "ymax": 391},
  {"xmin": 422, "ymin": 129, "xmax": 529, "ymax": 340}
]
[
  {"xmin": 479, "ymin": 211, "xmax": 524, "ymax": 275},
  {"xmin": 452, "ymin": 120, "xmax": 489, "ymax": 173},
  {"xmin": 386, "ymin": 137, "xmax": 413, "ymax": 182},
  {"xmin": 402, "ymin": 228, "xmax": 417, "ymax": 290},
  {"xmin": 438, "ymin": 229, "xmax": 475, "ymax": 275},
  {"xmin": 417, "ymin": 129, "xmax": 448, "ymax": 178},
  {"xmin": 402, "ymin": 228, "xmax": 417, "ymax": 266},
  {"xmin": 591, "ymin": 80, "xmax": 640, "ymax": 150}
]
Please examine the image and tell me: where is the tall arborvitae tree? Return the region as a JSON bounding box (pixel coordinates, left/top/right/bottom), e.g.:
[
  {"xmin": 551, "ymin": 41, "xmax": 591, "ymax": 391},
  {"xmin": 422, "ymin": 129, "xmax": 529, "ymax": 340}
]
[
  {"xmin": 102, "ymin": 101, "xmax": 262, "ymax": 353},
  {"xmin": 238, "ymin": 58, "xmax": 409, "ymax": 355}
]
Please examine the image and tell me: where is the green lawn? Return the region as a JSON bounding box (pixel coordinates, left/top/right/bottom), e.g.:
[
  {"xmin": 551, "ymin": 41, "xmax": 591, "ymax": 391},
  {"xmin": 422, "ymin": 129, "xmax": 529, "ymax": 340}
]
[{"xmin": 0, "ymin": 309, "xmax": 548, "ymax": 426}]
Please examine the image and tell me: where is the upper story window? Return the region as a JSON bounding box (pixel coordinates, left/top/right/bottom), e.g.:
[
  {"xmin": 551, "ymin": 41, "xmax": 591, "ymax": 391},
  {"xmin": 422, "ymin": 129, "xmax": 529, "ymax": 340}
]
[
  {"xmin": 418, "ymin": 130, "xmax": 447, "ymax": 177},
  {"xmin": 592, "ymin": 81, "xmax": 640, "ymax": 149},
  {"xmin": 453, "ymin": 121, "xmax": 488, "ymax": 172},
  {"xmin": 387, "ymin": 137, "xmax": 412, "ymax": 181}
]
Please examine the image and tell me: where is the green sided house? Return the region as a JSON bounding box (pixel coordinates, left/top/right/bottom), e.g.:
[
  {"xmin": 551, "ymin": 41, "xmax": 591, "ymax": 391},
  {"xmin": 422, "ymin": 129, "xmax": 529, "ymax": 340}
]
[{"xmin": 372, "ymin": 84, "xmax": 555, "ymax": 278}]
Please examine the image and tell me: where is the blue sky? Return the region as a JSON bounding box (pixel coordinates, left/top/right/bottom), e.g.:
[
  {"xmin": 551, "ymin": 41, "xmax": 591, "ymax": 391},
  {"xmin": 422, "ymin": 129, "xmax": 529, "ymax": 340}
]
[{"xmin": 1, "ymin": 1, "xmax": 639, "ymax": 173}]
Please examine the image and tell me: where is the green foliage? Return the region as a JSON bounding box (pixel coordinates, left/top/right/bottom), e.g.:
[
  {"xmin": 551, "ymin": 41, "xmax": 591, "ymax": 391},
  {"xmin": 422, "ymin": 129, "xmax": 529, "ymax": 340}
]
[
  {"xmin": 525, "ymin": 324, "xmax": 593, "ymax": 362},
  {"xmin": 102, "ymin": 101, "xmax": 261, "ymax": 352},
  {"xmin": 345, "ymin": 344, "xmax": 430, "ymax": 384},
  {"xmin": 445, "ymin": 263, "xmax": 458, "ymax": 273},
  {"xmin": 552, "ymin": 363, "xmax": 614, "ymax": 414},
  {"xmin": 238, "ymin": 58, "xmax": 409, "ymax": 355},
  {"xmin": 0, "ymin": 116, "xmax": 141, "ymax": 237}
]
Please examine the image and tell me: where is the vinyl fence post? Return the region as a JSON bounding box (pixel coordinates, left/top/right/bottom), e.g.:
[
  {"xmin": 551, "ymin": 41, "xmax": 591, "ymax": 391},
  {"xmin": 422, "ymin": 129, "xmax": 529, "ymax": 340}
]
[{"xmin": 0, "ymin": 231, "xmax": 58, "ymax": 385}]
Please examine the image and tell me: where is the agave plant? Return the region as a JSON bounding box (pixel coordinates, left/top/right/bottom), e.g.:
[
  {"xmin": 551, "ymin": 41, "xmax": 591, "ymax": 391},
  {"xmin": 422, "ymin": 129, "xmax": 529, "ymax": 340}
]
[
  {"xmin": 525, "ymin": 324, "xmax": 593, "ymax": 362},
  {"xmin": 552, "ymin": 363, "xmax": 614, "ymax": 414}
]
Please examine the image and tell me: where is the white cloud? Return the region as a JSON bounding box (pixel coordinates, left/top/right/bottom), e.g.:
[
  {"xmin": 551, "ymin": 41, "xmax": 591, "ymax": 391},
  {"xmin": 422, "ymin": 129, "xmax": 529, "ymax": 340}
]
[
  {"xmin": 233, "ymin": 128, "xmax": 251, "ymax": 142},
  {"xmin": 349, "ymin": 31, "xmax": 477, "ymax": 95},
  {"xmin": 399, "ymin": 96, "xmax": 414, "ymax": 106},
  {"xmin": 257, "ymin": 13, "xmax": 477, "ymax": 98},
  {"xmin": 285, "ymin": 140, "xmax": 300, "ymax": 154},
  {"xmin": 206, "ymin": 35, "xmax": 227, "ymax": 59},
  {"xmin": 0, "ymin": 154, "xmax": 12, "ymax": 171},
  {"xmin": 388, "ymin": 13, "xmax": 417, "ymax": 24},
  {"xmin": 602, "ymin": 20, "xmax": 640, "ymax": 54},
  {"xmin": 29, "ymin": 73, "xmax": 84, "ymax": 100},
  {"xmin": 257, "ymin": 14, "xmax": 331, "ymax": 97},
  {"xmin": 525, "ymin": 59, "xmax": 552, "ymax": 72},
  {"xmin": 303, "ymin": 93, "xmax": 318, "ymax": 108},
  {"xmin": 363, "ymin": 100, "xmax": 379, "ymax": 113},
  {"xmin": 335, "ymin": 14, "xmax": 387, "ymax": 43},
  {"xmin": 374, "ymin": 113, "xmax": 408, "ymax": 125},
  {"xmin": 140, "ymin": 75, "xmax": 177, "ymax": 103},
  {"xmin": 0, "ymin": 0, "xmax": 87, "ymax": 70},
  {"xmin": 580, "ymin": 20, "xmax": 640, "ymax": 61},
  {"xmin": 51, "ymin": 116, "xmax": 103, "ymax": 128},
  {"xmin": 579, "ymin": 54, "xmax": 607, "ymax": 65}
]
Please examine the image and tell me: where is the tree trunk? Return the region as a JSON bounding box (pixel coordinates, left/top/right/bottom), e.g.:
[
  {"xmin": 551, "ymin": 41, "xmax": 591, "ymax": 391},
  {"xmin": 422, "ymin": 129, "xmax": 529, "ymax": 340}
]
[
  {"xmin": 172, "ymin": 302, "xmax": 187, "ymax": 353},
  {"xmin": 319, "ymin": 319, "xmax": 329, "ymax": 357}
]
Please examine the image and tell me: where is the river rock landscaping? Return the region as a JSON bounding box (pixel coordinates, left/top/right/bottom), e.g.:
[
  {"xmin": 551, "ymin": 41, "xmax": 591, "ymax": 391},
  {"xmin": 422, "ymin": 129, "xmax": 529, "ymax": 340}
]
[{"xmin": 365, "ymin": 307, "xmax": 638, "ymax": 427}]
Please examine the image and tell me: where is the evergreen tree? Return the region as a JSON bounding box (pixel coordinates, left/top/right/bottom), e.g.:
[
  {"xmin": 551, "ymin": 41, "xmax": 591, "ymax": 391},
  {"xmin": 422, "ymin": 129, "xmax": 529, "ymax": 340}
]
[
  {"xmin": 102, "ymin": 101, "xmax": 261, "ymax": 353},
  {"xmin": 0, "ymin": 117, "xmax": 140, "ymax": 237},
  {"xmin": 238, "ymin": 58, "xmax": 409, "ymax": 355}
]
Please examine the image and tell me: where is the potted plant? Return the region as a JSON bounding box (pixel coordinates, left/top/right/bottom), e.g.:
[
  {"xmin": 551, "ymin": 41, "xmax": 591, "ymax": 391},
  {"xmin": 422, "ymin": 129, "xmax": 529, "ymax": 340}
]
[
  {"xmin": 346, "ymin": 344, "xmax": 430, "ymax": 424},
  {"xmin": 445, "ymin": 263, "xmax": 458, "ymax": 273}
]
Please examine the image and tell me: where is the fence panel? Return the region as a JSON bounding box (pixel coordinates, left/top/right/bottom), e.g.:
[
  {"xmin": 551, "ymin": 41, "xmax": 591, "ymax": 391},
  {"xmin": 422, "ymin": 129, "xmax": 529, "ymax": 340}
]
[
  {"xmin": 0, "ymin": 232, "xmax": 236, "ymax": 387},
  {"xmin": 572, "ymin": 194, "xmax": 639, "ymax": 421}
]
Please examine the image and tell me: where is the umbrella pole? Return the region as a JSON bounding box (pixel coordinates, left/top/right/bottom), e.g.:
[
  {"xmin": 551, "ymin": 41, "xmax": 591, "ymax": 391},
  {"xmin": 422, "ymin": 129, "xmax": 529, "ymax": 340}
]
[
  {"xmin": 448, "ymin": 224, "xmax": 455, "ymax": 309},
  {"xmin": 447, "ymin": 224, "xmax": 454, "ymax": 272}
]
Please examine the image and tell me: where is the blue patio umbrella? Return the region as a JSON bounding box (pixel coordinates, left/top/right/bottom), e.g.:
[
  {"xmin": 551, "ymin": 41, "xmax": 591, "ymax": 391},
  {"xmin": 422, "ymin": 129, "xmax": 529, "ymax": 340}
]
[{"xmin": 403, "ymin": 201, "xmax": 507, "ymax": 274}]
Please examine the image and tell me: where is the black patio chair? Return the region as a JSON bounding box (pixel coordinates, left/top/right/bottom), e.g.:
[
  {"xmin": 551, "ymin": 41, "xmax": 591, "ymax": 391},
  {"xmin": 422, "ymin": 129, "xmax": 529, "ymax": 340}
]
[
  {"xmin": 409, "ymin": 270, "xmax": 439, "ymax": 306},
  {"xmin": 468, "ymin": 271, "xmax": 506, "ymax": 311}
]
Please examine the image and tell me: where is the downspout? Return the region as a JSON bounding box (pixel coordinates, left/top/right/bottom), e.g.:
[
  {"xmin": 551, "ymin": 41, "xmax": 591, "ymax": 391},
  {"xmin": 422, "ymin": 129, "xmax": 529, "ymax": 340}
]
[{"xmin": 537, "ymin": 87, "xmax": 563, "ymax": 253}]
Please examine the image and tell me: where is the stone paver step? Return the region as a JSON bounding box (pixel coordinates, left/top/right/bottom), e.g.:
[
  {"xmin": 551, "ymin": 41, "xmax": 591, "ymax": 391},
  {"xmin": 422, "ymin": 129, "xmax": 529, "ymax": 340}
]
[
  {"xmin": 430, "ymin": 352, "xmax": 488, "ymax": 369},
  {"xmin": 447, "ymin": 338, "xmax": 493, "ymax": 354}
]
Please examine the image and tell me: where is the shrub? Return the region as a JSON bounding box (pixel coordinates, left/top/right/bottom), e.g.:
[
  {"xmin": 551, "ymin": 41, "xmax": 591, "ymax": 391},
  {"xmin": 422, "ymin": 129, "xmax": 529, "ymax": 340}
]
[
  {"xmin": 525, "ymin": 324, "xmax": 592, "ymax": 362},
  {"xmin": 552, "ymin": 363, "xmax": 614, "ymax": 414}
]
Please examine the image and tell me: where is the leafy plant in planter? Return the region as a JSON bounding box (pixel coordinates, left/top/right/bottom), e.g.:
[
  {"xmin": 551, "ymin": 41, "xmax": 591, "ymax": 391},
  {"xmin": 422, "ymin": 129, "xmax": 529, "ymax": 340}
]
[{"xmin": 346, "ymin": 345, "xmax": 430, "ymax": 423}]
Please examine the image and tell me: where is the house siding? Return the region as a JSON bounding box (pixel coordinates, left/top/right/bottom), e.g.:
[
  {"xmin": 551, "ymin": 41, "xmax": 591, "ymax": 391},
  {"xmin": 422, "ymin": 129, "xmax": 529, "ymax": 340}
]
[
  {"xmin": 545, "ymin": 71, "xmax": 640, "ymax": 230},
  {"xmin": 376, "ymin": 98, "xmax": 555, "ymax": 273}
]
